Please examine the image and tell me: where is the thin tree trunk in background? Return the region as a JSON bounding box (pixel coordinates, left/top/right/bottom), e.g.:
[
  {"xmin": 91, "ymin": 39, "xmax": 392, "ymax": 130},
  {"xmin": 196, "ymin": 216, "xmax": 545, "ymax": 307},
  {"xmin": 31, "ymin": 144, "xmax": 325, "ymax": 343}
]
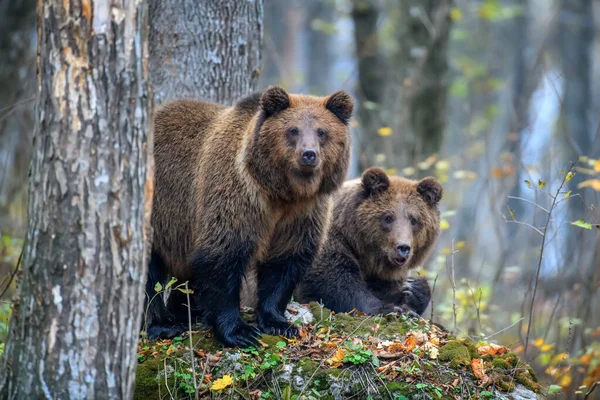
[
  {"xmin": 351, "ymin": 0, "xmax": 387, "ymax": 171},
  {"xmin": 558, "ymin": 0, "xmax": 595, "ymax": 353},
  {"xmin": 353, "ymin": 0, "xmax": 452, "ymax": 172},
  {"xmin": 387, "ymin": 0, "xmax": 452, "ymax": 170},
  {"xmin": 306, "ymin": 0, "xmax": 334, "ymax": 95},
  {"xmin": 0, "ymin": 0, "xmax": 152, "ymax": 398},
  {"xmin": 148, "ymin": 0, "xmax": 263, "ymax": 104},
  {"xmin": 260, "ymin": 0, "xmax": 287, "ymax": 87},
  {"xmin": 0, "ymin": 0, "xmax": 36, "ymax": 235}
]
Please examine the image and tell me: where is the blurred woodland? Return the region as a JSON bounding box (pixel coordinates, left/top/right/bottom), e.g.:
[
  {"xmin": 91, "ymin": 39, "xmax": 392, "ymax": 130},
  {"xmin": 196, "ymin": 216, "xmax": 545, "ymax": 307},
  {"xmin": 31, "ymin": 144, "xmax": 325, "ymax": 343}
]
[{"xmin": 1, "ymin": 0, "xmax": 599, "ymax": 396}]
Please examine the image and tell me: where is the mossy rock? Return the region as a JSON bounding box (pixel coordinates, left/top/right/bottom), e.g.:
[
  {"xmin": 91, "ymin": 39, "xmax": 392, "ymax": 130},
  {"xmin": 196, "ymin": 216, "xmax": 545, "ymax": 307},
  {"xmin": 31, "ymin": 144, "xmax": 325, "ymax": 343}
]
[{"xmin": 135, "ymin": 303, "xmax": 542, "ymax": 399}]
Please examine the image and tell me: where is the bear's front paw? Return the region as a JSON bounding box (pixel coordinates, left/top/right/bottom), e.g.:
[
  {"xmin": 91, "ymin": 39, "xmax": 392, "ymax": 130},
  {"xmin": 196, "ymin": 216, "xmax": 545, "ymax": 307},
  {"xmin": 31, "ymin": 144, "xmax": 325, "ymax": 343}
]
[
  {"xmin": 378, "ymin": 304, "xmax": 420, "ymax": 318},
  {"xmin": 258, "ymin": 312, "xmax": 299, "ymax": 338},
  {"xmin": 400, "ymin": 277, "xmax": 431, "ymax": 316},
  {"xmin": 145, "ymin": 322, "xmax": 187, "ymax": 340},
  {"xmin": 216, "ymin": 318, "xmax": 262, "ymax": 348}
]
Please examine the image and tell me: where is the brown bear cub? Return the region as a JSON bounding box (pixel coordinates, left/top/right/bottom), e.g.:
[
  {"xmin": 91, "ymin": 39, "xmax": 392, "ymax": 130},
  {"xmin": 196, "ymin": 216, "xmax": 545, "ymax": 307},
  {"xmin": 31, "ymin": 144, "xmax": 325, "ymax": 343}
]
[
  {"xmin": 147, "ymin": 86, "xmax": 353, "ymax": 347},
  {"xmin": 297, "ymin": 167, "xmax": 442, "ymax": 316}
]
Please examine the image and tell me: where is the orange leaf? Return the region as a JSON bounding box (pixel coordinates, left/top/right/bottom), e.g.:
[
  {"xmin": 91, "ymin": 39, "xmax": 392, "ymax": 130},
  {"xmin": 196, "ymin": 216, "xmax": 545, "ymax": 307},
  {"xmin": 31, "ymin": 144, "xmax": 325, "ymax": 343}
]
[
  {"xmin": 404, "ymin": 336, "xmax": 417, "ymax": 352},
  {"xmin": 471, "ymin": 358, "xmax": 492, "ymax": 386},
  {"xmin": 578, "ymin": 179, "xmax": 600, "ymax": 191},
  {"xmin": 580, "ymin": 352, "xmax": 594, "ymax": 366},
  {"xmin": 326, "ymin": 347, "xmax": 345, "ymax": 368}
]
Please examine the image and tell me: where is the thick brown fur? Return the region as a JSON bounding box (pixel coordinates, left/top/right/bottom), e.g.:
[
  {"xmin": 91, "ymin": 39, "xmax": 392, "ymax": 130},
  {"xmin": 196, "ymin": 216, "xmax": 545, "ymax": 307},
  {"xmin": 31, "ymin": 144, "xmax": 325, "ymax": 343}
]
[
  {"xmin": 147, "ymin": 87, "xmax": 353, "ymax": 347},
  {"xmin": 296, "ymin": 167, "xmax": 442, "ymax": 316}
]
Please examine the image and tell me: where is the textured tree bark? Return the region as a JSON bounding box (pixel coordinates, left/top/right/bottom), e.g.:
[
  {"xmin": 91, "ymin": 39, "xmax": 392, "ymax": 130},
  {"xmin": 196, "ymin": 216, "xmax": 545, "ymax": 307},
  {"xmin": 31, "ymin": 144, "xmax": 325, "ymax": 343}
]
[
  {"xmin": 0, "ymin": 0, "xmax": 152, "ymax": 398},
  {"xmin": 148, "ymin": 0, "xmax": 263, "ymax": 104}
]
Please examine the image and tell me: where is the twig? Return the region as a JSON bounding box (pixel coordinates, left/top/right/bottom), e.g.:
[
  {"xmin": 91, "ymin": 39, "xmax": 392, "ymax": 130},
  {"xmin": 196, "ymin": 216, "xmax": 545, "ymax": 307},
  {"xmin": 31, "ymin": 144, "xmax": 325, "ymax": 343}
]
[
  {"xmin": 501, "ymin": 208, "xmax": 545, "ymax": 236},
  {"xmin": 163, "ymin": 358, "xmax": 175, "ymax": 400},
  {"xmin": 507, "ymin": 195, "xmax": 550, "ymax": 214},
  {"xmin": 524, "ymin": 162, "xmax": 576, "ymax": 356},
  {"xmin": 185, "ymin": 282, "xmax": 199, "ymax": 400},
  {"xmin": 429, "ymin": 273, "xmax": 438, "ymax": 324},
  {"xmin": 0, "ymin": 246, "xmax": 23, "ymax": 300},
  {"xmin": 466, "ymin": 281, "xmax": 482, "ymax": 335},
  {"xmin": 486, "ymin": 317, "xmax": 525, "ymax": 340},
  {"xmin": 584, "ymin": 381, "xmax": 599, "ymax": 399},
  {"xmin": 446, "ymin": 239, "xmax": 458, "ymax": 335}
]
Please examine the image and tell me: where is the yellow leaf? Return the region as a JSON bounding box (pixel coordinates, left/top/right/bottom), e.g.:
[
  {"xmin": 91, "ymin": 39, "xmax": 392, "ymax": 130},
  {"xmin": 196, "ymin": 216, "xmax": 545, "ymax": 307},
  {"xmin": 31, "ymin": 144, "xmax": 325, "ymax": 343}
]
[
  {"xmin": 450, "ymin": 7, "xmax": 463, "ymax": 21},
  {"xmin": 385, "ymin": 168, "xmax": 397, "ymax": 176},
  {"xmin": 440, "ymin": 219, "xmax": 450, "ymax": 230},
  {"xmin": 538, "ymin": 179, "xmax": 546, "ymax": 188},
  {"xmin": 211, "ymin": 375, "xmax": 233, "ymax": 391},
  {"xmin": 326, "ymin": 347, "xmax": 345, "ymax": 368},
  {"xmin": 578, "ymin": 179, "xmax": 600, "ymax": 191},
  {"xmin": 435, "ymin": 160, "xmax": 450, "ymax": 171},
  {"xmin": 540, "ymin": 343, "xmax": 555, "ymax": 352},
  {"xmin": 563, "ymin": 191, "xmax": 571, "ymax": 199},
  {"xmin": 524, "ymin": 180, "xmax": 531, "ymax": 187},
  {"xmin": 594, "ymin": 159, "xmax": 600, "ymax": 172},
  {"xmin": 377, "ymin": 127, "xmax": 393, "ymax": 137},
  {"xmin": 560, "ymin": 374, "xmax": 572, "ymax": 388},
  {"xmin": 455, "ymin": 241, "xmax": 466, "ymax": 249},
  {"xmin": 565, "ymin": 171, "xmax": 575, "ymax": 182},
  {"xmin": 509, "ymin": 208, "xmax": 515, "ymax": 219},
  {"xmin": 533, "ymin": 338, "xmax": 545, "ymax": 348}
]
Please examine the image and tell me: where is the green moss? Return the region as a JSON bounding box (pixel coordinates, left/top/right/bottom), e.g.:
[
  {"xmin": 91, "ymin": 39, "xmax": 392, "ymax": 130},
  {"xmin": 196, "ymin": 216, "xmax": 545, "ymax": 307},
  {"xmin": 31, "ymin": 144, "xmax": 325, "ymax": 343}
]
[
  {"xmin": 189, "ymin": 330, "xmax": 221, "ymax": 353},
  {"xmin": 514, "ymin": 368, "xmax": 541, "ymax": 392},
  {"xmin": 134, "ymin": 357, "xmax": 165, "ymax": 400},
  {"xmin": 439, "ymin": 340, "xmax": 472, "ymax": 368},
  {"xmin": 378, "ymin": 321, "xmax": 409, "ymax": 338},
  {"xmin": 492, "ymin": 358, "xmax": 510, "ymax": 370},
  {"xmin": 383, "ymin": 381, "xmax": 411, "ymax": 395}
]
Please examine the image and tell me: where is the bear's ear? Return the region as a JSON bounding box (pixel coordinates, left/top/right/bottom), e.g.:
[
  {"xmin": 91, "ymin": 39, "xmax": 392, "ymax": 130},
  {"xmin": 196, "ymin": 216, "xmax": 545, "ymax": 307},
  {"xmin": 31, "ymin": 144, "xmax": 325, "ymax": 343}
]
[
  {"xmin": 361, "ymin": 167, "xmax": 390, "ymax": 196},
  {"xmin": 325, "ymin": 91, "xmax": 354, "ymax": 125},
  {"xmin": 417, "ymin": 177, "xmax": 443, "ymax": 207},
  {"xmin": 260, "ymin": 86, "xmax": 290, "ymax": 118}
]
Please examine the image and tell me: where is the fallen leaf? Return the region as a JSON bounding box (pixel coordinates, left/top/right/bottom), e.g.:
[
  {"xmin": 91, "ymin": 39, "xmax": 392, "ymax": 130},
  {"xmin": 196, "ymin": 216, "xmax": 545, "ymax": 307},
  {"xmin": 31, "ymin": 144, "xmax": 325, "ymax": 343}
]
[
  {"xmin": 477, "ymin": 343, "xmax": 509, "ymax": 356},
  {"xmin": 326, "ymin": 347, "xmax": 345, "ymax": 368},
  {"xmin": 211, "ymin": 374, "xmax": 233, "ymax": 391},
  {"xmin": 471, "ymin": 358, "xmax": 491, "ymax": 386},
  {"xmin": 404, "ymin": 335, "xmax": 417, "ymax": 352}
]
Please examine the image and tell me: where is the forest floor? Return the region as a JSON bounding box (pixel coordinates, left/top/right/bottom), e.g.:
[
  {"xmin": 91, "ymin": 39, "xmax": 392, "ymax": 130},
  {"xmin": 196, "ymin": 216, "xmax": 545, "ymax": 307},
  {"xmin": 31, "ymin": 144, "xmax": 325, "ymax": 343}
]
[{"xmin": 135, "ymin": 303, "xmax": 545, "ymax": 400}]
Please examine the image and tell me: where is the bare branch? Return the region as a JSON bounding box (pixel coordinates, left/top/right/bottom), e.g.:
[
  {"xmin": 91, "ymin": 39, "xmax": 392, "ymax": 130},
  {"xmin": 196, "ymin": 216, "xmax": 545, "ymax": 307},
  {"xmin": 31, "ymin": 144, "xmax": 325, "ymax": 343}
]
[{"xmin": 507, "ymin": 195, "xmax": 549, "ymax": 214}]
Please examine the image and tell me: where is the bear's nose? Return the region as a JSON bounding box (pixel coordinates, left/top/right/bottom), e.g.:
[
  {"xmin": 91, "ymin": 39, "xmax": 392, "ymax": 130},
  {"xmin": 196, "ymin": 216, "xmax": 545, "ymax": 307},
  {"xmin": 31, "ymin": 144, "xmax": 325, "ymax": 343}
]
[
  {"xmin": 301, "ymin": 149, "xmax": 317, "ymax": 167},
  {"xmin": 397, "ymin": 244, "xmax": 411, "ymax": 258}
]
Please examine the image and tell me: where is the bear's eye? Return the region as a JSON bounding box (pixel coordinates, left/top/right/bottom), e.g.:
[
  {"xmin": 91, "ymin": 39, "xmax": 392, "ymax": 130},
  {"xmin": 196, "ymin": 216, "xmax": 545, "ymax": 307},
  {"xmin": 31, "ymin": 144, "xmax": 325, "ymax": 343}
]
[
  {"xmin": 384, "ymin": 214, "xmax": 394, "ymax": 224},
  {"xmin": 410, "ymin": 216, "xmax": 419, "ymax": 227},
  {"xmin": 288, "ymin": 127, "xmax": 299, "ymax": 136},
  {"xmin": 317, "ymin": 128, "xmax": 327, "ymax": 138}
]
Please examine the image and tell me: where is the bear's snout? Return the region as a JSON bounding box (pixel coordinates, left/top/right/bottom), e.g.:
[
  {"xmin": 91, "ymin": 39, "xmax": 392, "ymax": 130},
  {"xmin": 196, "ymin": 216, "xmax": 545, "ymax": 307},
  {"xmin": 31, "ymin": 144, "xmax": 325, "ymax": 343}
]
[
  {"xmin": 300, "ymin": 148, "xmax": 318, "ymax": 168},
  {"xmin": 396, "ymin": 244, "xmax": 411, "ymax": 258}
]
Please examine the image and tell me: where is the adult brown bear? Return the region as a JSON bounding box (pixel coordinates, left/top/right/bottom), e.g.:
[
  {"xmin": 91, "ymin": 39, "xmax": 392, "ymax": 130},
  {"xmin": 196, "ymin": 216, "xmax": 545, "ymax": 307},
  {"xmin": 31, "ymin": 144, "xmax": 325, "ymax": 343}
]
[
  {"xmin": 147, "ymin": 87, "xmax": 353, "ymax": 347},
  {"xmin": 297, "ymin": 167, "xmax": 442, "ymax": 316}
]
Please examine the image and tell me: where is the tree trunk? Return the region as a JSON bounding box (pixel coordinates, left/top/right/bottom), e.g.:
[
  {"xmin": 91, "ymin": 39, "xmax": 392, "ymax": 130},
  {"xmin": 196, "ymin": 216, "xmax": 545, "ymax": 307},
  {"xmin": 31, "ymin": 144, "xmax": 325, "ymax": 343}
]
[
  {"xmin": 351, "ymin": 0, "xmax": 387, "ymax": 171},
  {"xmin": 0, "ymin": 0, "xmax": 36, "ymax": 235},
  {"xmin": 352, "ymin": 0, "xmax": 452, "ymax": 173},
  {"xmin": 387, "ymin": 0, "xmax": 452, "ymax": 170},
  {"xmin": 148, "ymin": 0, "xmax": 263, "ymax": 104},
  {"xmin": 0, "ymin": 1, "xmax": 152, "ymax": 398}
]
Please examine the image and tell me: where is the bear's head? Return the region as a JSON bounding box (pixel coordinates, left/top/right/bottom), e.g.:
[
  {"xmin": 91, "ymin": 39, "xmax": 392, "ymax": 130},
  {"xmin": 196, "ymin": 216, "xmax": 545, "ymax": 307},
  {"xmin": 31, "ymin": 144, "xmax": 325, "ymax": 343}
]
[
  {"xmin": 341, "ymin": 167, "xmax": 442, "ymax": 279},
  {"xmin": 246, "ymin": 86, "xmax": 353, "ymax": 201}
]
